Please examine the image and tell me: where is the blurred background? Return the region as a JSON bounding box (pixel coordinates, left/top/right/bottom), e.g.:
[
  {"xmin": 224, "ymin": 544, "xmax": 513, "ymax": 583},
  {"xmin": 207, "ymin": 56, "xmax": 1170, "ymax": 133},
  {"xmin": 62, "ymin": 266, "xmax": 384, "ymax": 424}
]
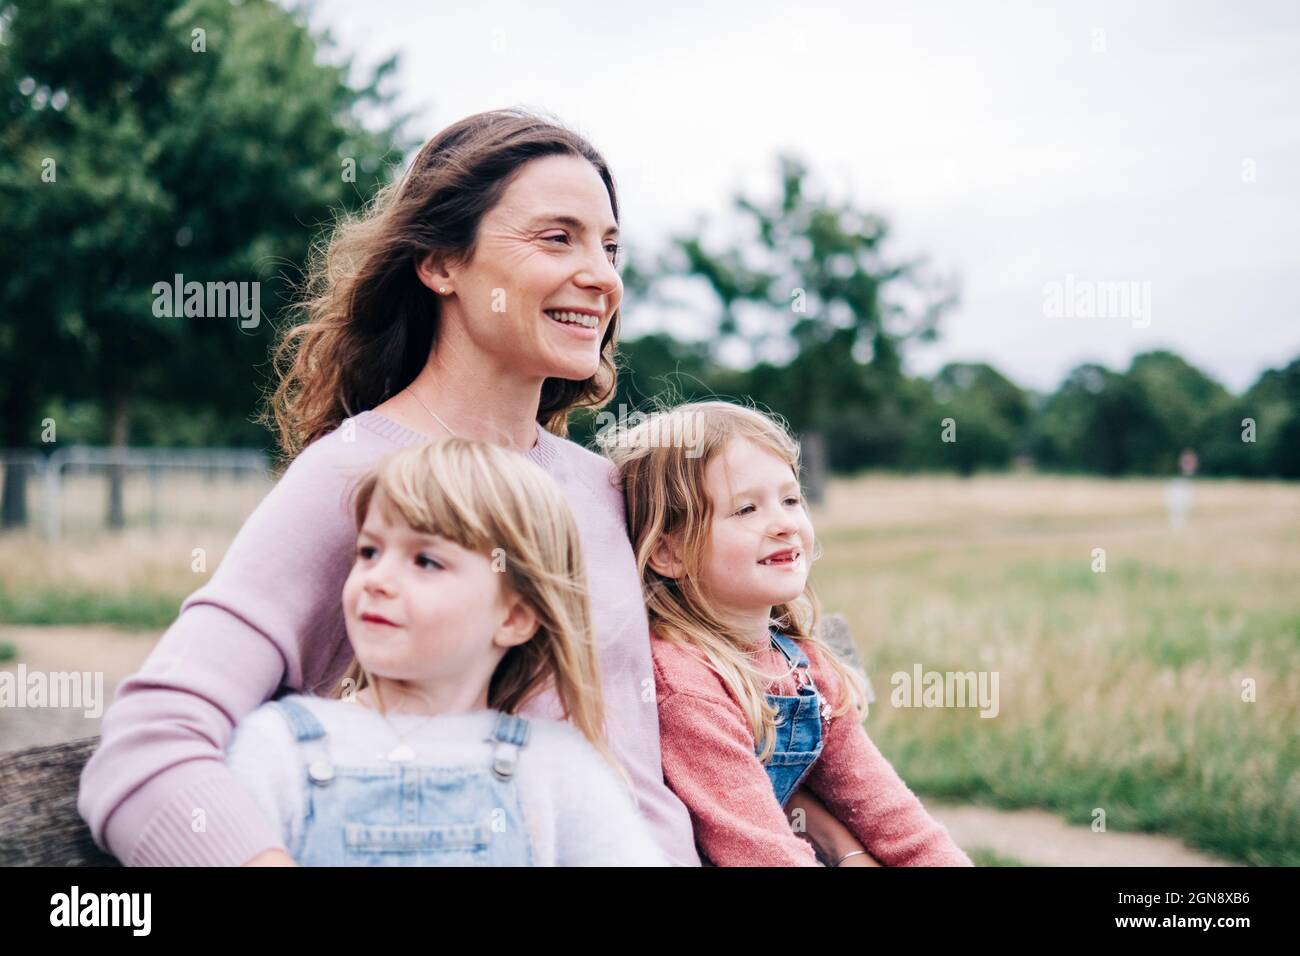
[{"xmin": 0, "ymin": 0, "xmax": 1296, "ymax": 865}]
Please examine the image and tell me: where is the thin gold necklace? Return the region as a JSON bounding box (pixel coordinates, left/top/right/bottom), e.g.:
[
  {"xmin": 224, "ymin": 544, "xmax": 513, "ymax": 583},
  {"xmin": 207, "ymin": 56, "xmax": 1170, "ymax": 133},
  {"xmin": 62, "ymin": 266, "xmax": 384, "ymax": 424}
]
[{"xmin": 404, "ymin": 385, "xmax": 458, "ymax": 438}]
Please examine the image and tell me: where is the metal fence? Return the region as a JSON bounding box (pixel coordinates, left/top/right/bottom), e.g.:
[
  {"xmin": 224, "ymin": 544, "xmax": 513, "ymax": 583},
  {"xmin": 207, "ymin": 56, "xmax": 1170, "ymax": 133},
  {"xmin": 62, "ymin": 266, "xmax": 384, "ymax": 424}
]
[{"xmin": 0, "ymin": 447, "xmax": 274, "ymax": 539}]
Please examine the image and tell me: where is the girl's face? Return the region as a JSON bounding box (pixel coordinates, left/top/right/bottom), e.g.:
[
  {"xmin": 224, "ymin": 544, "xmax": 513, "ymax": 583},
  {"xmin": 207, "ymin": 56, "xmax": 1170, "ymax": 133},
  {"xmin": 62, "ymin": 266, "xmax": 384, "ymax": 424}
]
[
  {"xmin": 341, "ymin": 496, "xmax": 535, "ymax": 701},
  {"xmin": 427, "ymin": 153, "xmax": 623, "ymax": 384},
  {"xmin": 697, "ymin": 437, "xmax": 814, "ymax": 620}
]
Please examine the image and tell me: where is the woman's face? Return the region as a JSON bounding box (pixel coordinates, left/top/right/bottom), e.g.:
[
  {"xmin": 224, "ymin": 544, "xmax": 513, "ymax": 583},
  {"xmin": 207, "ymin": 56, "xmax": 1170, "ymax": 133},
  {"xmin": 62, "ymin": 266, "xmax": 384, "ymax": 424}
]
[{"xmin": 431, "ymin": 153, "xmax": 623, "ymax": 383}]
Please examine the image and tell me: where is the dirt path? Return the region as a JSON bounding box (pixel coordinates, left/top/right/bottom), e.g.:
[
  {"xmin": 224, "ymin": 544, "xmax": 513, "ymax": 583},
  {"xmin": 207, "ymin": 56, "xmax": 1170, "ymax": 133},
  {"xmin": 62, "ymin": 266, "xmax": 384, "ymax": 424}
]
[
  {"xmin": 925, "ymin": 800, "xmax": 1239, "ymax": 866},
  {"xmin": 0, "ymin": 624, "xmax": 160, "ymax": 753}
]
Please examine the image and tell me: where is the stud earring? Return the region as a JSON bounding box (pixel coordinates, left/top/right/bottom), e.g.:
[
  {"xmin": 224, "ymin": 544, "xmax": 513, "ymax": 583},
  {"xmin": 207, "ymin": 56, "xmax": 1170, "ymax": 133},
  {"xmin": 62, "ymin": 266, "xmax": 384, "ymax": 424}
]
[{"xmin": 438, "ymin": 286, "xmax": 447, "ymax": 294}]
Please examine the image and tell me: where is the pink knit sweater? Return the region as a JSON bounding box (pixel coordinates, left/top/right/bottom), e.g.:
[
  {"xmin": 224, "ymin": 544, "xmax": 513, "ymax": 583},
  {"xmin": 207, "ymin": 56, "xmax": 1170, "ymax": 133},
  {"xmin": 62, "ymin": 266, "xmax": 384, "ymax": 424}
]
[
  {"xmin": 77, "ymin": 411, "xmax": 701, "ymax": 867},
  {"xmin": 651, "ymin": 631, "xmax": 973, "ymax": 866}
]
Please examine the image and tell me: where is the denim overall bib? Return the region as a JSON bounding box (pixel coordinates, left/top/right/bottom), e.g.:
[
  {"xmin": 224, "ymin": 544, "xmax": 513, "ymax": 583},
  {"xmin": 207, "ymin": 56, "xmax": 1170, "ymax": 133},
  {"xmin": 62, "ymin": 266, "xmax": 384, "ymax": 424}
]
[
  {"xmin": 760, "ymin": 629, "xmax": 827, "ymax": 807},
  {"xmin": 268, "ymin": 697, "xmax": 537, "ymax": 866}
]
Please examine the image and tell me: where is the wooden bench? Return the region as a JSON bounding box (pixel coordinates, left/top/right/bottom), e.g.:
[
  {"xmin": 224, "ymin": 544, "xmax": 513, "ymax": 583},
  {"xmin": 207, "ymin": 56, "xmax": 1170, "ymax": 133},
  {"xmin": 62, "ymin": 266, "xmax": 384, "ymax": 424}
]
[
  {"xmin": 0, "ymin": 613, "xmax": 867, "ymax": 867},
  {"xmin": 0, "ymin": 736, "xmax": 120, "ymax": 866}
]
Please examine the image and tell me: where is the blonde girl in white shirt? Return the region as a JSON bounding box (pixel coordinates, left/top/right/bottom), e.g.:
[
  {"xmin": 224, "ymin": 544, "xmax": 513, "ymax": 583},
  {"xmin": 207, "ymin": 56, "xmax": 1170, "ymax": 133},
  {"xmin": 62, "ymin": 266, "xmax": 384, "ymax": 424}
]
[{"xmin": 225, "ymin": 436, "xmax": 665, "ymax": 866}]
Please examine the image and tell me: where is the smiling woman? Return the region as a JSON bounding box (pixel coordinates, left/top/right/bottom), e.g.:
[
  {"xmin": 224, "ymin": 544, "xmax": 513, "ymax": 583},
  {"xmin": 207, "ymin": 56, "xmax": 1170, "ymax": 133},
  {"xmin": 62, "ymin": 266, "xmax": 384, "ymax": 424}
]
[
  {"xmin": 255, "ymin": 116, "xmax": 630, "ymax": 461},
  {"xmin": 75, "ymin": 109, "xmax": 712, "ymax": 868},
  {"xmin": 389, "ymin": 151, "xmax": 626, "ymax": 437}
]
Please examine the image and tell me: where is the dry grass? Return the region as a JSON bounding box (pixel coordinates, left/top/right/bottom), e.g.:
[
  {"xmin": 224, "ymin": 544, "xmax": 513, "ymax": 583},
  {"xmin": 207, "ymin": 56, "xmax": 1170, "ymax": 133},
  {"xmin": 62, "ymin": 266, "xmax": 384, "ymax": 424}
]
[
  {"xmin": 809, "ymin": 474, "xmax": 1300, "ymax": 865},
  {"xmin": 0, "ymin": 472, "xmax": 260, "ymax": 627}
]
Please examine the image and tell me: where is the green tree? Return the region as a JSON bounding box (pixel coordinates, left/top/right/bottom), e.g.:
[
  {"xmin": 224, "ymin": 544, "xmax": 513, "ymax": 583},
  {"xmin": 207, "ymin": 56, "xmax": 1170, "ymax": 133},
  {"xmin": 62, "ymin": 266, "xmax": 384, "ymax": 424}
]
[
  {"xmin": 924, "ymin": 362, "xmax": 1030, "ymax": 476},
  {"xmin": 1030, "ymin": 363, "xmax": 1144, "ymax": 475},
  {"xmin": 649, "ymin": 154, "xmax": 958, "ymax": 500},
  {"xmin": 1216, "ymin": 359, "xmax": 1300, "ymax": 478},
  {"xmin": 0, "ymin": 0, "xmax": 410, "ymax": 528},
  {"xmin": 1123, "ymin": 350, "xmax": 1230, "ymax": 473},
  {"xmin": 1033, "ymin": 352, "xmax": 1246, "ymax": 477}
]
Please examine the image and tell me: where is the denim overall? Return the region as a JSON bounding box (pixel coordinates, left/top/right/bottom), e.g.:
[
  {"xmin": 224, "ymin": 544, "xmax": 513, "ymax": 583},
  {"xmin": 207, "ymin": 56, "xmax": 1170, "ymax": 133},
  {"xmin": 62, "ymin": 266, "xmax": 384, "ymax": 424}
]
[
  {"xmin": 760, "ymin": 629, "xmax": 827, "ymax": 807},
  {"xmin": 268, "ymin": 696, "xmax": 536, "ymax": 866}
]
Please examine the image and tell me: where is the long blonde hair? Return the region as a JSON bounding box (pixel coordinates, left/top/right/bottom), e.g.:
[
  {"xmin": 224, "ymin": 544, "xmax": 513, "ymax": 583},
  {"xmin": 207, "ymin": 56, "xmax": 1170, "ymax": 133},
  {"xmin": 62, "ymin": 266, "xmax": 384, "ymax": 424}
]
[
  {"xmin": 598, "ymin": 400, "xmax": 869, "ymax": 762},
  {"xmin": 332, "ymin": 436, "xmax": 631, "ymax": 795}
]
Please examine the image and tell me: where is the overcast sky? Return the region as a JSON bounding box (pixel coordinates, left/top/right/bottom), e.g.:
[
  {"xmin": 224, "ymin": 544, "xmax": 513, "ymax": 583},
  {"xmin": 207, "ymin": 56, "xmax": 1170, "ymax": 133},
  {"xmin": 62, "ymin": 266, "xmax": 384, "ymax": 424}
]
[{"xmin": 299, "ymin": 0, "xmax": 1299, "ymax": 394}]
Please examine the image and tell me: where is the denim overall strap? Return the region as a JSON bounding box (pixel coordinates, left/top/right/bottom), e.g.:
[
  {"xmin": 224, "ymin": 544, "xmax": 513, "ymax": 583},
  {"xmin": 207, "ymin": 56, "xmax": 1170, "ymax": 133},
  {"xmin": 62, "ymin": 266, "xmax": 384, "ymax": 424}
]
[
  {"xmin": 268, "ymin": 696, "xmax": 327, "ymax": 742},
  {"xmin": 486, "ymin": 711, "xmax": 531, "ymax": 781},
  {"xmin": 769, "ymin": 629, "xmax": 812, "ymax": 674},
  {"xmin": 759, "ymin": 630, "xmax": 826, "ymax": 807},
  {"xmin": 268, "ymin": 696, "xmax": 336, "ymax": 786}
]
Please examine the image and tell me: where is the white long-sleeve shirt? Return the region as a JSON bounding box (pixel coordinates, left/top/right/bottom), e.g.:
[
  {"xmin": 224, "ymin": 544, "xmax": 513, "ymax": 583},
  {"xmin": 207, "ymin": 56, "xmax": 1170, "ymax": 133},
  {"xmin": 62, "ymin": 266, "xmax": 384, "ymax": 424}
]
[{"xmin": 225, "ymin": 694, "xmax": 668, "ymax": 866}]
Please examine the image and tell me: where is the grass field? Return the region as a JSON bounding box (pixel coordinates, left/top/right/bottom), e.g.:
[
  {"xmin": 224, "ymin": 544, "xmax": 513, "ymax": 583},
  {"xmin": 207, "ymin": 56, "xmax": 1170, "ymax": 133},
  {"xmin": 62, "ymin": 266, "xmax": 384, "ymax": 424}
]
[
  {"xmin": 810, "ymin": 474, "xmax": 1300, "ymax": 866},
  {"xmin": 1, "ymin": 472, "xmax": 1296, "ymax": 864},
  {"xmin": 0, "ymin": 472, "xmax": 271, "ymax": 627}
]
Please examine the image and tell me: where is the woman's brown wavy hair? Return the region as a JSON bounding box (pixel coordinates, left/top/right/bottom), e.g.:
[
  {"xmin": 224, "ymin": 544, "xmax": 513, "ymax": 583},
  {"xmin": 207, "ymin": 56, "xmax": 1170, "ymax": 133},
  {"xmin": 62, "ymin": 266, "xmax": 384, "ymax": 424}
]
[{"xmin": 257, "ymin": 108, "xmax": 622, "ymax": 465}]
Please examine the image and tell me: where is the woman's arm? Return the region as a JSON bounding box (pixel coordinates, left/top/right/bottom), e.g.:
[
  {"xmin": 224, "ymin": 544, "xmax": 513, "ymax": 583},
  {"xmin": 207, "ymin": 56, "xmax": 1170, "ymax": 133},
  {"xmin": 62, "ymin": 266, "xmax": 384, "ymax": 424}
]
[
  {"xmin": 785, "ymin": 785, "xmax": 882, "ymax": 866},
  {"xmin": 76, "ymin": 431, "xmax": 370, "ymax": 866}
]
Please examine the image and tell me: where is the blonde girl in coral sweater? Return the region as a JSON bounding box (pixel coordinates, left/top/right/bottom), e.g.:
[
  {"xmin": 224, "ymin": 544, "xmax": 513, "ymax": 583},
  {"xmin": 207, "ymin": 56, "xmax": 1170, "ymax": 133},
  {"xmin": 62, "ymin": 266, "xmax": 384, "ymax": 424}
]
[{"xmin": 599, "ymin": 401, "xmax": 973, "ymax": 867}]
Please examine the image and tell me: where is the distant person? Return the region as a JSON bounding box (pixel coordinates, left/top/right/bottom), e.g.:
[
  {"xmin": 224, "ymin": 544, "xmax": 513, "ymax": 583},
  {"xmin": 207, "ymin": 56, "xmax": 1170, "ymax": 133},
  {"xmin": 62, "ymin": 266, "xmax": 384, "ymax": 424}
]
[{"xmin": 1165, "ymin": 448, "xmax": 1199, "ymax": 529}]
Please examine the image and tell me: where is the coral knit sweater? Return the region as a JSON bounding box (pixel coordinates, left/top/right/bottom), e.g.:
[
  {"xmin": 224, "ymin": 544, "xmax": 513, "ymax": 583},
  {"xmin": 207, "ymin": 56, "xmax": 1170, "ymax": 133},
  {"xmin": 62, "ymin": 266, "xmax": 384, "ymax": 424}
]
[{"xmin": 650, "ymin": 630, "xmax": 973, "ymax": 867}]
